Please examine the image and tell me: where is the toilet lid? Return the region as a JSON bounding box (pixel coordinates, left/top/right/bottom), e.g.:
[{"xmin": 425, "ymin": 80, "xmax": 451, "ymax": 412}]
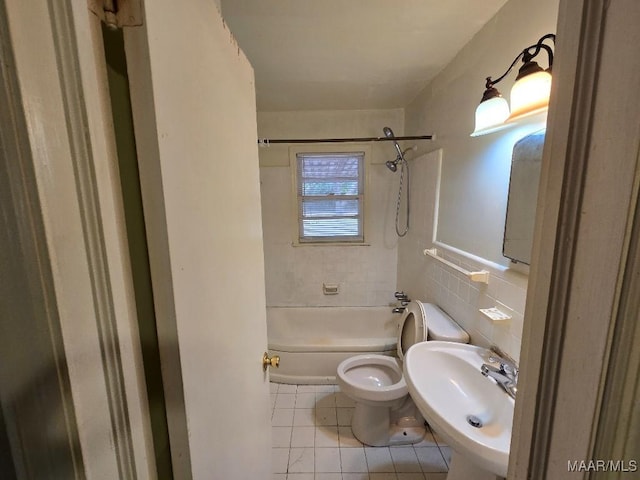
[{"xmin": 397, "ymin": 301, "xmax": 428, "ymax": 360}]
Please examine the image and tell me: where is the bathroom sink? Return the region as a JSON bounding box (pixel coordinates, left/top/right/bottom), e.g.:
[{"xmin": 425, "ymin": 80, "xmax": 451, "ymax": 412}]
[{"xmin": 403, "ymin": 341, "xmax": 514, "ymax": 477}]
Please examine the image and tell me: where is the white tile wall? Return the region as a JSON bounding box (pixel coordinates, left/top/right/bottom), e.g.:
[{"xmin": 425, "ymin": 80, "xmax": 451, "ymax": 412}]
[
  {"xmin": 425, "ymin": 254, "xmax": 527, "ymax": 362},
  {"xmin": 261, "ymin": 165, "xmax": 398, "ymax": 307},
  {"xmin": 259, "ymin": 109, "xmax": 405, "ymax": 307},
  {"xmin": 396, "ymin": 151, "xmax": 528, "ymax": 363}
]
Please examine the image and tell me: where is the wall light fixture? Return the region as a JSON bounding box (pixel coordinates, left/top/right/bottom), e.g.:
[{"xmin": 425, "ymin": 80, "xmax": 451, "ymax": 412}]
[{"xmin": 471, "ymin": 33, "xmax": 555, "ymax": 137}]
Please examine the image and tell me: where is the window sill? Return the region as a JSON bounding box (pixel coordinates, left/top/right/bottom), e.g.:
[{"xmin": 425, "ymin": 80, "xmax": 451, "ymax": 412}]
[{"xmin": 291, "ymin": 241, "xmax": 371, "ymax": 247}]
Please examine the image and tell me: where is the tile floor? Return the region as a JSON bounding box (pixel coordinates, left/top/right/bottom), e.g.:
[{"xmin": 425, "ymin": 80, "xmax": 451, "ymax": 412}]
[{"xmin": 270, "ymin": 383, "xmax": 452, "ymax": 480}]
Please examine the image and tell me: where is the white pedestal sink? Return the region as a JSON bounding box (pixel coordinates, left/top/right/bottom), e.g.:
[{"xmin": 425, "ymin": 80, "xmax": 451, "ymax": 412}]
[{"xmin": 403, "ymin": 341, "xmax": 514, "ymax": 479}]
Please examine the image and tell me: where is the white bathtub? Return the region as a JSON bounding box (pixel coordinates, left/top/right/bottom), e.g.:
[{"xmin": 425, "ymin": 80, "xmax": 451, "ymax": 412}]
[{"xmin": 267, "ymin": 306, "xmax": 399, "ymax": 384}]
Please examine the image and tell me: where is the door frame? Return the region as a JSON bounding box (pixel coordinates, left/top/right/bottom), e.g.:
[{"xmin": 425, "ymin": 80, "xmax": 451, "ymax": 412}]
[
  {"xmin": 119, "ymin": 3, "xmax": 193, "ymax": 476},
  {"xmin": 511, "ymin": 0, "xmax": 640, "ymax": 477},
  {"xmin": 1, "ymin": 0, "xmax": 156, "ymax": 477},
  {"xmin": 5, "ymin": 0, "xmax": 271, "ymax": 478}
]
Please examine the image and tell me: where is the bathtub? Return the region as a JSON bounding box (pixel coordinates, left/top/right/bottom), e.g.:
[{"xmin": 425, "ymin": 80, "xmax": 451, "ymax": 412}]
[{"xmin": 267, "ymin": 306, "xmax": 399, "ymax": 384}]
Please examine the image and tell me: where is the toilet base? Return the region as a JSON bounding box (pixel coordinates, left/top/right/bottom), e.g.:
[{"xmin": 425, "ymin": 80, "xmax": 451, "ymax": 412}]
[
  {"xmin": 351, "ymin": 398, "xmax": 426, "ymax": 446},
  {"xmin": 386, "ymin": 424, "xmax": 427, "ymax": 446}
]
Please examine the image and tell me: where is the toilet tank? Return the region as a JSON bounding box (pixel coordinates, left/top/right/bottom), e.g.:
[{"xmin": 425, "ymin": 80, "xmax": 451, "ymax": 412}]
[{"xmin": 424, "ymin": 303, "xmax": 469, "ymax": 343}]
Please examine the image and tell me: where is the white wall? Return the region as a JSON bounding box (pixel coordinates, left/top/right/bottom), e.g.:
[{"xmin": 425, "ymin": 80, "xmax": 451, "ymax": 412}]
[
  {"xmin": 399, "ymin": 0, "xmax": 560, "ymax": 362},
  {"xmin": 406, "ymin": 0, "xmax": 558, "ymax": 265},
  {"xmin": 258, "ymin": 109, "xmax": 405, "ymax": 307}
]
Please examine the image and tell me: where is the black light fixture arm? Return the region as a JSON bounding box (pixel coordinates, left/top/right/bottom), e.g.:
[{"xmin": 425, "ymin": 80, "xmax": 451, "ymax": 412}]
[
  {"xmin": 485, "ymin": 33, "xmax": 556, "ymax": 90},
  {"xmin": 524, "ymin": 33, "xmax": 555, "ymax": 68},
  {"xmin": 527, "ymin": 43, "xmax": 554, "ymax": 71}
]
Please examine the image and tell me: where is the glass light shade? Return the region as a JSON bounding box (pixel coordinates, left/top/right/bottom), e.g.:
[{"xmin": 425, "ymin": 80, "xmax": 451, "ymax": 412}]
[
  {"xmin": 470, "ymin": 96, "xmax": 511, "ymax": 137},
  {"xmin": 507, "ymin": 70, "xmax": 552, "ymax": 122}
]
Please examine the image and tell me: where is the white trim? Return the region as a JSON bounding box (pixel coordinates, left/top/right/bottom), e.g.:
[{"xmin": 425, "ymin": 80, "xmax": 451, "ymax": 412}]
[
  {"xmin": 511, "ymin": 0, "xmax": 640, "ymax": 477},
  {"xmin": 48, "ymin": 4, "xmax": 137, "ymax": 476},
  {"xmin": 123, "ymin": 2, "xmax": 193, "ymax": 476},
  {"xmin": 295, "ymin": 151, "xmax": 365, "ymax": 243},
  {"xmin": 3, "ymin": 0, "xmax": 156, "ymax": 477},
  {"xmin": 432, "ymin": 240, "xmax": 509, "ymax": 274},
  {"xmin": 0, "ymin": 6, "xmax": 83, "ymax": 476},
  {"xmin": 430, "ymin": 149, "xmax": 443, "ymax": 246},
  {"xmin": 423, "ymin": 248, "xmax": 490, "ymax": 283}
]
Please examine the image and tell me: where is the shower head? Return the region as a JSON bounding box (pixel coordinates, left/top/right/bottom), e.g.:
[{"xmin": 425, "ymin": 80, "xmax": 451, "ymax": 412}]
[
  {"xmin": 383, "ymin": 126, "xmax": 405, "ymax": 166},
  {"xmin": 385, "ymin": 160, "xmax": 398, "ymax": 172}
]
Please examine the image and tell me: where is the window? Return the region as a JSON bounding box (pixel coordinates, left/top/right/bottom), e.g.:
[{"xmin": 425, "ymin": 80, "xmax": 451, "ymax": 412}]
[{"xmin": 295, "ymin": 152, "xmax": 365, "ymax": 243}]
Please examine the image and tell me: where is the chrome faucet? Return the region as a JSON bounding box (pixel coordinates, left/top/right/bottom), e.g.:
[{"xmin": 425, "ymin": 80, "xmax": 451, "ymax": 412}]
[
  {"xmin": 480, "ymin": 350, "xmax": 518, "ymax": 399},
  {"xmin": 392, "ymin": 291, "xmax": 410, "ymax": 313},
  {"xmin": 395, "ymin": 291, "xmax": 409, "ymax": 301}
]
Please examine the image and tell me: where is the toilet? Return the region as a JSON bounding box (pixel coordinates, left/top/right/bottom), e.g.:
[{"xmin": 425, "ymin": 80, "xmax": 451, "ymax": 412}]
[{"xmin": 336, "ymin": 300, "xmax": 469, "ymax": 446}]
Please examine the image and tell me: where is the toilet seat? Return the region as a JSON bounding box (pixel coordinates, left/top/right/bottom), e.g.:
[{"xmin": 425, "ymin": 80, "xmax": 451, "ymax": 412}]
[
  {"xmin": 397, "ymin": 301, "xmax": 428, "ymax": 361},
  {"xmin": 397, "ymin": 301, "xmax": 470, "ymax": 360}
]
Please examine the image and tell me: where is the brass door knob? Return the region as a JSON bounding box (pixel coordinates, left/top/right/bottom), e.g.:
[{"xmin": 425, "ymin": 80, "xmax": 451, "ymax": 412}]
[{"xmin": 263, "ymin": 352, "xmax": 280, "ymax": 371}]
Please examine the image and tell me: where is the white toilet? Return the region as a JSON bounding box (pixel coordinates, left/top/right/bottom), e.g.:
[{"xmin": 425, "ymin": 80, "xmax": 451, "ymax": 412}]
[{"xmin": 336, "ymin": 300, "xmax": 469, "ymax": 446}]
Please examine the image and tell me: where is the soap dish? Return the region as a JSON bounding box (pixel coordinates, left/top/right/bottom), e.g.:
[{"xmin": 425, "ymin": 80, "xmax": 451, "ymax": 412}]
[{"xmin": 479, "ymin": 307, "xmax": 512, "ymax": 322}]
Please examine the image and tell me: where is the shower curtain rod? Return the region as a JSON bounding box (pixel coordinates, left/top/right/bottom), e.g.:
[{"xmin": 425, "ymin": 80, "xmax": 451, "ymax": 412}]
[{"xmin": 257, "ymin": 134, "xmax": 433, "ymax": 146}]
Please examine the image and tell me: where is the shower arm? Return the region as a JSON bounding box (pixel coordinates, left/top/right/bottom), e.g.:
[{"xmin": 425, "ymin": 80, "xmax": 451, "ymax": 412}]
[{"xmin": 391, "ymin": 146, "xmax": 417, "ymax": 164}]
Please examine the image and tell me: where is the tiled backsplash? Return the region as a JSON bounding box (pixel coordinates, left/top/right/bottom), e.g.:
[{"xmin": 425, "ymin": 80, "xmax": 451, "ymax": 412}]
[{"xmin": 424, "ymin": 251, "xmax": 527, "ymax": 363}]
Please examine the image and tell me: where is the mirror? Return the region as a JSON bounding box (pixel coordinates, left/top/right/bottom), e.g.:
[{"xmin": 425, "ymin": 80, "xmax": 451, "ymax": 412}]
[{"xmin": 503, "ymin": 129, "xmax": 545, "ymax": 265}]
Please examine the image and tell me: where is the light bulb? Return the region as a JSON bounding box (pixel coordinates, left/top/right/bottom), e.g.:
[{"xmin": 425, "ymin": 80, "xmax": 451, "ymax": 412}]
[
  {"xmin": 507, "ymin": 70, "xmax": 552, "ymax": 122},
  {"xmin": 470, "ymin": 96, "xmax": 511, "ymax": 137}
]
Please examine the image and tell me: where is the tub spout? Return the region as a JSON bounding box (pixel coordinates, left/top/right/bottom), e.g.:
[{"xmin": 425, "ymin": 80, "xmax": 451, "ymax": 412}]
[{"xmin": 392, "ymin": 307, "xmax": 406, "ymax": 314}]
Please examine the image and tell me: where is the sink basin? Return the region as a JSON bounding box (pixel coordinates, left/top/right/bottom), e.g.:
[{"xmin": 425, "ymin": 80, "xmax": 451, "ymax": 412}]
[{"xmin": 404, "ymin": 341, "xmax": 514, "ymax": 477}]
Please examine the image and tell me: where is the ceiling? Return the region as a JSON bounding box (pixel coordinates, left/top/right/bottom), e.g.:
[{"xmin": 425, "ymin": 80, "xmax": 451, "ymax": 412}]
[{"xmin": 220, "ymin": 0, "xmax": 509, "ymax": 112}]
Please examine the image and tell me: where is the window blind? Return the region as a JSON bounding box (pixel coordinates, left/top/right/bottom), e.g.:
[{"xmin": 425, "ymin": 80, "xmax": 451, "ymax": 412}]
[{"xmin": 296, "ymin": 152, "xmax": 364, "ymax": 242}]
